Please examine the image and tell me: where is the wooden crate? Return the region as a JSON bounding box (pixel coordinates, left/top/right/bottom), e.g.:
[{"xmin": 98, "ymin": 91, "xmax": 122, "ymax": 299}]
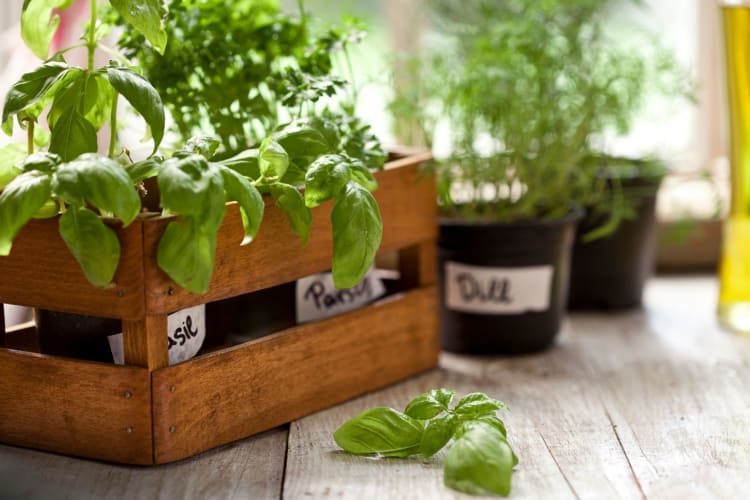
[{"xmin": 0, "ymin": 153, "xmax": 439, "ymax": 465}]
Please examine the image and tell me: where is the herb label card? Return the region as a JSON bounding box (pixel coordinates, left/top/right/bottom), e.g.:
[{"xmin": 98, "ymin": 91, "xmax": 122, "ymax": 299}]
[
  {"xmin": 108, "ymin": 304, "xmax": 206, "ymax": 365},
  {"xmin": 296, "ymin": 268, "xmax": 387, "ymax": 323},
  {"xmin": 445, "ymin": 261, "xmax": 553, "ymax": 314}
]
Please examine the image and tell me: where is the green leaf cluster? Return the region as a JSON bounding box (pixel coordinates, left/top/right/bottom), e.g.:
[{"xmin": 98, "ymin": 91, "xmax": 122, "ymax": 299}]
[
  {"xmin": 334, "ymin": 389, "xmax": 518, "ymax": 497},
  {"xmin": 390, "ymin": 0, "xmax": 690, "ymax": 227}
]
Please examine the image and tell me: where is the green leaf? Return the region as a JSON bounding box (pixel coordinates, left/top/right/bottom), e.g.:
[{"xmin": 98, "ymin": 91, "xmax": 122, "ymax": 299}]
[
  {"xmin": 304, "ymin": 154, "xmax": 350, "ymax": 208},
  {"xmin": 420, "ymin": 414, "xmax": 458, "ymax": 458},
  {"xmin": 454, "ymin": 393, "xmax": 510, "ymax": 418},
  {"xmin": 110, "ymin": 0, "xmax": 168, "ymax": 54},
  {"xmin": 220, "ymin": 167, "xmax": 264, "ymax": 245},
  {"xmin": 405, "ymin": 388, "xmax": 455, "ymax": 420},
  {"xmin": 104, "ymin": 64, "xmax": 165, "ymax": 154},
  {"xmin": 18, "ymin": 151, "xmax": 61, "ymax": 174},
  {"xmin": 157, "ymin": 217, "xmax": 218, "ymax": 294},
  {"xmin": 184, "ymin": 135, "xmax": 221, "ymax": 158},
  {"xmin": 125, "ymin": 158, "xmax": 162, "ymax": 183},
  {"xmin": 157, "ymin": 155, "xmax": 225, "ymax": 230},
  {"xmin": 48, "ymin": 107, "xmax": 98, "ymax": 161},
  {"xmin": 220, "ymin": 149, "xmax": 260, "ymax": 179},
  {"xmin": 20, "ymin": 0, "xmax": 75, "ymax": 59},
  {"xmin": 274, "ymin": 123, "xmax": 331, "ymax": 160},
  {"xmin": 0, "ymin": 144, "xmax": 26, "ymax": 190},
  {"xmin": 59, "ymin": 207, "xmax": 121, "ymax": 288},
  {"xmin": 348, "ymin": 159, "xmax": 378, "ymax": 192},
  {"xmin": 444, "ymin": 422, "xmax": 515, "ymax": 497},
  {"xmin": 270, "ymin": 183, "xmax": 311, "ymax": 246},
  {"xmin": 259, "ymin": 138, "xmax": 289, "ymax": 182},
  {"xmin": 0, "ymin": 170, "xmax": 51, "ymax": 255},
  {"xmin": 333, "ymin": 407, "xmax": 423, "ymax": 458},
  {"xmin": 48, "ymin": 74, "xmax": 112, "ymax": 130},
  {"xmin": 331, "ymin": 181, "xmax": 382, "ymax": 289},
  {"xmin": 2, "ymin": 61, "xmax": 73, "ymax": 124},
  {"xmin": 52, "ymin": 154, "xmax": 141, "ymax": 225}
]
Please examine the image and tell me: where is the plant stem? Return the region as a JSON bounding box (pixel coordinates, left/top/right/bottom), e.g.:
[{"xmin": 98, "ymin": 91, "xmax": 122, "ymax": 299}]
[
  {"xmin": 26, "ymin": 120, "xmax": 35, "ymax": 155},
  {"xmin": 108, "ymin": 93, "xmax": 118, "ymax": 157},
  {"xmin": 87, "ymin": 0, "xmax": 97, "ymax": 72}
]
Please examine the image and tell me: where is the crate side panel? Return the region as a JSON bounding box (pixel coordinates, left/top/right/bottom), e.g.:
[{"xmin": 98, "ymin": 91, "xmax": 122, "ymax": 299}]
[
  {"xmin": 143, "ymin": 158, "xmax": 437, "ymax": 314},
  {"xmin": 0, "ymin": 218, "xmax": 146, "ymax": 319},
  {"xmin": 152, "ymin": 286, "xmax": 439, "ymax": 464},
  {"xmin": 0, "ymin": 349, "xmax": 153, "ymax": 464}
]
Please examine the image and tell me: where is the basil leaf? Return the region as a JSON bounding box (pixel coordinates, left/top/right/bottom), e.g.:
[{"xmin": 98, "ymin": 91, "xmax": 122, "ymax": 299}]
[
  {"xmin": 333, "ymin": 407, "xmax": 423, "ymax": 458},
  {"xmin": 48, "ymin": 107, "xmax": 98, "ymax": 161},
  {"xmin": 0, "ymin": 170, "xmax": 51, "ymax": 255},
  {"xmin": 0, "ymin": 144, "xmax": 25, "ymax": 190},
  {"xmin": 20, "ymin": 0, "xmax": 75, "ymax": 59},
  {"xmin": 304, "ymin": 154, "xmax": 350, "ymax": 208},
  {"xmin": 405, "ymin": 388, "xmax": 455, "ymax": 420},
  {"xmin": 454, "ymin": 392, "xmax": 510, "ymax": 417},
  {"xmin": 19, "ymin": 152, "xmax": 61, "ymax": 174},
  {"xmin": 125, "ymin": 158, "xmax": 162, "ymax": 183},
  {"xmin": 220, "ymin": 148, "xmax": 260, "ymax": 178},
  {"xmin": 158, "ymin": 155, "xmax": 225, "ymax": 230},
  {"xmin": 349, "ymin": 159, "xmax": 378, "ymax": 192},
  {"xmin": 2, "ymin": 61, "xmax": 73, "ymax": 124},
  {"xmin": 157, "ymin": 217, "xmax": 218, "ymax": 294},
  {"xmin": 270, "ymin": 183, "xmax": 311, "ymax": 247},
  {"xmin": 52, "ymin": 154, "xmax": 141, "ymax": 225},
  {"xmin": 331, "ymin": 181, "xmax": 382, "ymax": 289},
  {"xmin": 274, "ymin": 124, "xmax": 331, "ymax": 159},
  {"xmin": 58, "ymin": 207, "xmax": 120, "ymax": 288},
  {"xmin": 184, "ymin": 135, "xmax": 221, "ymax": 158},
  {"xmin": 220, "ymin": 167, "xmax": 264, "ymax": 245},
  {"xmin": 444, "ymin": 422, "xmax": 515, "ymax": 497},
  {"xmin": 259, "ymin": 138, "xmax": 289, "ymax": 182},
  {"xmin": 104, "ymin": 64, "xmax": 165, "ymax": 154},
  {"xmin": 110, "ymin": 0, "xmax": 167, "ymax": 54},
  {"xmin": 420, "ymin": 414, "xmax": 458, "ymax": 458}
]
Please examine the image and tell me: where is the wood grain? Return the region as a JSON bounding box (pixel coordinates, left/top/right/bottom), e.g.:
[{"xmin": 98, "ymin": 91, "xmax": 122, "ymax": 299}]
[
  {"xmin": 0, "ymin": 349, "xmax": 152, "ymax": 464},
  {"xmin": 122, "ymin": 315, "xmax": 169, "ymax": 369},
  {"xmin": 151, "ymin": 286, "xmax": 439, "ymax": 464},
  {"xmin": 0, "ymin": 218, "xmax": 146, "ymax": 319},
  {"xmin": 141, "ymin": 156, "xmax": 437, "ymax": 315},
  {"xmin": 0, "ymin": 427, "xmax": 288, "ymax": 500}
]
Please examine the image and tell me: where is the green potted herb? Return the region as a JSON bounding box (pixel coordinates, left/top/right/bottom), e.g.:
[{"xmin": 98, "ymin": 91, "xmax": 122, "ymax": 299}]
[
  {"xmin": 0, "ymin": 0, "xmax": 385, "ymax": 361},
  {"xmin": 391, "ymin": 0, "xmax": 666, "ymax": 354}
]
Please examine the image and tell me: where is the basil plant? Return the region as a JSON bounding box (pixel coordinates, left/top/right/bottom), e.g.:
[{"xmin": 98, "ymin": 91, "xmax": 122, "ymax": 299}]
[{"xmin": 0, "ymin": 0, "xmax": 383, "ymax": 294}]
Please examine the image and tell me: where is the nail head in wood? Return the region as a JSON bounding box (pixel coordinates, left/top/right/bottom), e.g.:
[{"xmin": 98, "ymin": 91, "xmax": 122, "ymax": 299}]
[
  {"xmin": 124, "ymin": 391, "xmax": 132, "ymax": 399},
  {"xmin": 169, "ymin": 426, "xmax": 176, "ymax": 433},
  {"xmin": 170, "ymin": 385, "xmax": 176, "ymax": 393},
  {"xmin": 126, "ymin": 427, "xmax": 133, "ymax": 434}
]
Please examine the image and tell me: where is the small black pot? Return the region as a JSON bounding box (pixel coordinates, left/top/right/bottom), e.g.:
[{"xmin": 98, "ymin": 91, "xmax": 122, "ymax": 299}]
[
  {"xmin": 35, "ymin": 309, "xmax": 121, "ymax": 362},
  {"xmin": 568, "ymin": 175, "xmax": 661, "ymax": 310},
  {"xmin": 438, "ymin": 209, "xmax": 581, "ymax": 355}
]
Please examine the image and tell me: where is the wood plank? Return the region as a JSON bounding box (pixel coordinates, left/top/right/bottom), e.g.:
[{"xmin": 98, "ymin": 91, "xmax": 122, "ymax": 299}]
[
  {"xmin": 142, "ymin": 156, "xmax": 437, "ymax": 314},
  {"xmin": 0, "ymin": 349, "xmax": 152, "ymax": 464},
  {"xmin": 151, "ymin": 286, "xmax": 439, "ymax": 464},
  {"xmin": 0, "ymin": 427, "xmax": 288, "ymax": 500},
  {"xmin": 122, "ymin": 315, "xmax": 169, "ymax": 369},
  {"xmin": 0, "ymin": 218, "xmax": 146, "ymax": 320}
]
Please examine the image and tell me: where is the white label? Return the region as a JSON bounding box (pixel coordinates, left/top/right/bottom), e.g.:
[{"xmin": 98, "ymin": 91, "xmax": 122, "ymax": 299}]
[
  {"xmin": 445, "ymin": 261, "xmax": 553, "ymax": 315},
  {"xmin": 108, "ymin": 304, "xmax": 206, "ymax": 366},
  {"xmin": 296, "ymin": 268, "xmax": 388, "ymax": 323}
]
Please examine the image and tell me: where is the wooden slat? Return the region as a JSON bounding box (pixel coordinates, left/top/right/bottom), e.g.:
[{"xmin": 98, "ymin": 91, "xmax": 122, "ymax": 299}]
[
  {"xmin": 0, "ymin": 219, "xmax": 146, "ymax": 319},
  {"xmin": 0, "ymin": 349, "xmax": 152, "ymax": 464},
  {"xmin": 151, "ymin": 286, "xmax": 439, "ymax": 464},
  {"xmin": 142, "ymin": 156, "xmax": 437, "ymax": 315},
  {"xmin": 0, "ymin": 427, "xmax": 288, "ymax": 500},
  {"xmin": 122, "ymin": 315, "xmax": 169, "ymax": 369}
]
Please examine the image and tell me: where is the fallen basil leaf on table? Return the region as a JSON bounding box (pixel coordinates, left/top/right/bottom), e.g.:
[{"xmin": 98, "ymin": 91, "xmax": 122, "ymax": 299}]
[{"xmin": 333, "ymin": 389, "xmax": 518, "ymax": 496}]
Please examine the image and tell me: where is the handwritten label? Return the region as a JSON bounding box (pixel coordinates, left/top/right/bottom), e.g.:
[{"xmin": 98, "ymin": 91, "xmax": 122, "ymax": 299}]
[
  {"xmin": 296, "ymin": 268, "xmax": 388, "ymax": 323},
  {"xmin": 108, "ymin": 304, "xmax": 206, "ymax": 365},
  {"xmin": 445, "ymin": 261, "xmax": 553, "ymax": 315}
]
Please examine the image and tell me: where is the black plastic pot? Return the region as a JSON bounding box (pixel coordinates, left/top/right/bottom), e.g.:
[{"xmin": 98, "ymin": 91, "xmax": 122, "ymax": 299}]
[
  {"xmin": 438, "ymin": 209, "xmax": 581, "ymax": 355},
  {"xmin": 568, "ymin": 175, "xmax": 661, "ymax": 310},
  {"xmin": 35, "ymin": 309, "xmax": 121, "ymax": 363}
]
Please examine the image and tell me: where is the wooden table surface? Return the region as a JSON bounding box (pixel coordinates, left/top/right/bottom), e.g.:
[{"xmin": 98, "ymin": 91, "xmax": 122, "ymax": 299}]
[{"xmin": 2, "ymin": 275, "xmax": 749, "ymax": 499}]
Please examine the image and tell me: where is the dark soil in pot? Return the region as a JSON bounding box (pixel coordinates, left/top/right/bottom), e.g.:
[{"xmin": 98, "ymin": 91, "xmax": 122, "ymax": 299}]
[
  {"xmin": 438, "ymin": 209, "xmax": 582, "ymax": 355},
  {"xmin": 568, "ymin": 175, "xmax": 662, "ymax": 310},
  {"xmin": 35, "ymin": 309, "xmax": 121, "ymax": 363}
]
